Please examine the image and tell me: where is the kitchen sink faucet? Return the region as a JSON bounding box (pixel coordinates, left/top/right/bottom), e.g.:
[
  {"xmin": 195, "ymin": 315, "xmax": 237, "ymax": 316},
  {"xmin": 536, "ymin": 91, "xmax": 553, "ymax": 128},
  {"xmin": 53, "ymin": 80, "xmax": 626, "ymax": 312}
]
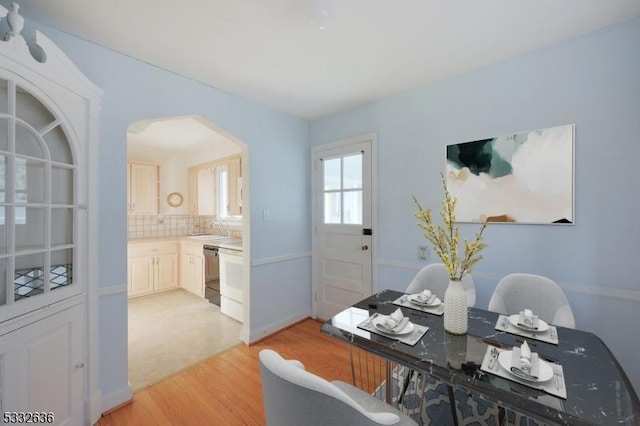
[{"xmin": 208, "ymin": 219, "xmax": 230, "ymax": 237}]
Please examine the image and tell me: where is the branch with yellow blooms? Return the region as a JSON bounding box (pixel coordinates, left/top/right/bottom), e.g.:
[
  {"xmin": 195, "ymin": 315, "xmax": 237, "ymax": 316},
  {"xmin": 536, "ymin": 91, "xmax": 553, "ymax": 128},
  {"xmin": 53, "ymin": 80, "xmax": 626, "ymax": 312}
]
[{"xmin": 413, "ymin": 174, "xmax": 488, "ymax": 281}]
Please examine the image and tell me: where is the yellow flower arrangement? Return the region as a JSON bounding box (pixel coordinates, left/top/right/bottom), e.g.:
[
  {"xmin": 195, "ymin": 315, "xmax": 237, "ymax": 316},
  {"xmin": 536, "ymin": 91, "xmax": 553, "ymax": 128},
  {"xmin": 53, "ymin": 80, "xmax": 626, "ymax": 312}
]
[{"xmin": 413, "ymin": 174, "xmax": 488, "ymax": 281}]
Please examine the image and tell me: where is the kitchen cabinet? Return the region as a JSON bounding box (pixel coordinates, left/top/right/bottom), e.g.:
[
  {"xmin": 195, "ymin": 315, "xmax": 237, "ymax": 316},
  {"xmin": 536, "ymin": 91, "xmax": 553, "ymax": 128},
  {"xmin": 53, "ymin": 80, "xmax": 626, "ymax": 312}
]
[
  {"xmin": 181, "ymin": 240, "xmax": 205, "ymax": 297},
  {"xmin": 127, "ymin": 241, "xmax": 179, "ymax": 297},
  {"xmin": 187, "ymin": 154, "xmax": 242, "ymax": 216},
  {"xmin": 128, "ymin": 161, "xmax": 159, "ymax": 215}
]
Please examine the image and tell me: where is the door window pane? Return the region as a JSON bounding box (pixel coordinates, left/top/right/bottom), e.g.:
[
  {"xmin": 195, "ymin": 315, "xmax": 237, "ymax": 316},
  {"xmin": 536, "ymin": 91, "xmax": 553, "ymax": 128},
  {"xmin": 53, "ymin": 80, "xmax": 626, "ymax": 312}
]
[
  {"xmin": 44, "ymin": 126, "xmax": 73, "ymax": 164},
  {"xmin": 16, "ymin": 207, "xmax": 45, "ymax": 251},
  {"xmin": 51, "ymin": 249, "xmax": 73, "ymax": 291},
  {"xmin": 0, "ymin": 257, "xmax": 6, "ymax": 305},
  {"xmin": 343, "ymin": 154, "xmax": 362, "ymax": 190},
  {"xmin": 323, "ymin": 158, "xmax": 341, "ymax": 190},
  {"xmin": 16, "ymin": 86, "xmax": 55, "ymax": 131},
  {"xmin": 52, "ymin": 208, "xmax": 73, "ymax": 246},
  {"xmin": 322, "ymin": 152, "xmax": 364, "ymax": 225},
  {"xmin": 343, "ymin": 190, "xmax": 363, "ymax": 225},
  {"xmin": 0, "ymin": 213, "xmax": 6, "ymax": 254},
  {"xmin": 324, "ymin": 192, "xmax": 341, "ymax": 224},
  {"xmin": 15, "ymin": 252, "xmax": 45, "ymax": 301},
  {"xmin": 16, "ymin": 158, "xmax": 45, "ymax": 204},
  {"xmin": 51, "ymin": 166, "xmax": 73, "ymax": 205},
  {"xmin": 0, "ymin": 156, "xmax": 5, "ymax": 241},
  {"xmin": 0, "ymin": 118, "xmax": 8, "ymax": 151},
  {"xmin": 15, "ymin": 123, "xmax": 44, "ymax": 159},
  {"xmin": 0, "ymin": 79, "xmax": 8, "ymax": 115}
]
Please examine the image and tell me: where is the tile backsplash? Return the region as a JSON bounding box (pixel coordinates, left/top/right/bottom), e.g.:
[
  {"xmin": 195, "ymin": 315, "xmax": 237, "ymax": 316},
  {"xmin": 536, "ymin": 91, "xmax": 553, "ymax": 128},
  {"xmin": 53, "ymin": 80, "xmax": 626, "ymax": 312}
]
[{"xmin": 127, "ymin": 215, "xmax": 242, "ymax": 240}]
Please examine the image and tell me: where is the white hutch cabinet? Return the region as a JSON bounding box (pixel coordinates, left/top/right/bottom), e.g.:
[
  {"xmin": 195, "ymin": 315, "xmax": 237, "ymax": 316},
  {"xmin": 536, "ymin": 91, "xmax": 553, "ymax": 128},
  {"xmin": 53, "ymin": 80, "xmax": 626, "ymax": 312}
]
[{"xmin": 0, "ymin": 4, "xmax": 102, "ymax": 425}]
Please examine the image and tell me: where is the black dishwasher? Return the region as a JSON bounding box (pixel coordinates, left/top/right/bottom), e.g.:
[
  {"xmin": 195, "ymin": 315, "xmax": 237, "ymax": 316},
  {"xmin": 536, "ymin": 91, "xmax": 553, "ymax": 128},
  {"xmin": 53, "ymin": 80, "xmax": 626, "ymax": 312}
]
[{"xmin": 203, "ymin": 245, "xmax": 220, "ymax": 305}]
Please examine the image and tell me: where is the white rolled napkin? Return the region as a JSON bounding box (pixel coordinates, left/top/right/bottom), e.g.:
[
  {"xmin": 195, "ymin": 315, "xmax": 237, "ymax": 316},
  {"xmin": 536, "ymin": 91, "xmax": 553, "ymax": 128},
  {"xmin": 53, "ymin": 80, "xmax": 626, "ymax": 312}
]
[
  {"xmin": 518, "ymin": 308, "xmax": 539, "ymax": 329},
  {"xmin": 380, "ymin": 308, "xmax": 405, "ymax": 331},
  {"xmin": 415, "ymin": 289, "xmax": 434, "ymax": 303},
  {"xmin": 510, "ymin": 340, "xmax": 539, "ymax": 380}
]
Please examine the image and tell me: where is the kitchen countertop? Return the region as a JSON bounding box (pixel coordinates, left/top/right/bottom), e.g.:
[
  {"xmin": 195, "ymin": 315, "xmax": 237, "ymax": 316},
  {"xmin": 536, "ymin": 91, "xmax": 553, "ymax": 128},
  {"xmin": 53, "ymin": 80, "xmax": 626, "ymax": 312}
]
[{"xmin": 128, "ymin": 235, "xmax": 243, "ymax": 251}]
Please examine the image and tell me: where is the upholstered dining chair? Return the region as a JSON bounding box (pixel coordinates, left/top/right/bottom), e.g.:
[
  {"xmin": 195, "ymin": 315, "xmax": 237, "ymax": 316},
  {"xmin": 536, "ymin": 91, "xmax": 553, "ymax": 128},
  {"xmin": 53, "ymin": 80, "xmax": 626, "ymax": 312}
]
[
  {"xmin": 488, "ymin": 273, "xmax": 576, "ymax": 328},
  {"xmin": 406, "ymin": 263, "xmax": 476, "ymax": 308},
  {"xmin": 259, "ymin": 349, "xmax": 418, "ymax": 426}
]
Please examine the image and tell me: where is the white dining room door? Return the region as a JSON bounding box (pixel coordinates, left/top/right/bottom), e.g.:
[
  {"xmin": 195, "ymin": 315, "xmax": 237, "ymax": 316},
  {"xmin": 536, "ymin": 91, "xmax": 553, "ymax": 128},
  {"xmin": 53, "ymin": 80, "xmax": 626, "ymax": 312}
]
[{"xmin": 312, "ymin": 134, "xmax": 375, "ymax": 320}]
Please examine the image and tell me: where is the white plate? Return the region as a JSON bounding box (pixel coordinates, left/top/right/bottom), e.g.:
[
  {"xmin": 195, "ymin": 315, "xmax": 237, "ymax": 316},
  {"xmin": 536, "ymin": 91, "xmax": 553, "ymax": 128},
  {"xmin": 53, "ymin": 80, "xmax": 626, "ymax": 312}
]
[
  {"xmin": 372, "ymin": 316, "xmax": 415, "ymax": 335},
  {"xmin": 497, "ymin": 351, "xmax": 554, "ymax": 383},
  {"xmin": 407, "ymin": 294, "xmax": 441, "ymax": 307},
  {"xmin": 508, "ymin": 314, "xmax": 549, "ymax": 332}
]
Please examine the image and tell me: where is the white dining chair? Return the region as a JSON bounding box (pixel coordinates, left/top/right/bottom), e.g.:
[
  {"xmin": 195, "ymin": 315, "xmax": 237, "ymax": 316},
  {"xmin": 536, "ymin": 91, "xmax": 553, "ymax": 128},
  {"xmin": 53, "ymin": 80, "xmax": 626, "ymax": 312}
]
[
  {"xmin": 406, "ymin": 263, "xmax": 476, "ymax": 308},
  {"xmin": 259, "ymin": 349, "xmax": 419, "ymax": 426},
  {"xmin": 488, "ymin": 273, "xmax": 576, "ymax": 328}
]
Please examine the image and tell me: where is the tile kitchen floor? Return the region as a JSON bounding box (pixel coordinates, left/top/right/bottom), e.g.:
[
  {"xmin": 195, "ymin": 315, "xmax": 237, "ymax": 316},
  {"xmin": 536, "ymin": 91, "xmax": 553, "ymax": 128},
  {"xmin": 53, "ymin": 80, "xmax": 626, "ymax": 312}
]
[{"xmin": 128, "ymin": 289, "xmax": 242, "ymax": 392}]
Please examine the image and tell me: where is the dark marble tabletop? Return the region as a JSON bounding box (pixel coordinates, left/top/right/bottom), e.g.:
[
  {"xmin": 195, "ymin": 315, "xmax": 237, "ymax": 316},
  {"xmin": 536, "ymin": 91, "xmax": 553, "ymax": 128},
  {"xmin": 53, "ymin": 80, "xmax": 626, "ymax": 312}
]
[{"xmin": 321, "ymin": 290, "xmax": 640, "ymax": 426}]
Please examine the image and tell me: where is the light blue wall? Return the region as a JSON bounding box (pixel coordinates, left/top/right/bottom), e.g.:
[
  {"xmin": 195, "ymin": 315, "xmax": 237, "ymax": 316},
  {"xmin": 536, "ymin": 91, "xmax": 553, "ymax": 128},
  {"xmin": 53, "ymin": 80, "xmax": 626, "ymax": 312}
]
[
  {"xmin": 27, "ymin": 21, "xmax": 312, "ymax": 408},
  {"xmin": 310, "ymin": 18, "xmax": 640, "ymax": 394}
]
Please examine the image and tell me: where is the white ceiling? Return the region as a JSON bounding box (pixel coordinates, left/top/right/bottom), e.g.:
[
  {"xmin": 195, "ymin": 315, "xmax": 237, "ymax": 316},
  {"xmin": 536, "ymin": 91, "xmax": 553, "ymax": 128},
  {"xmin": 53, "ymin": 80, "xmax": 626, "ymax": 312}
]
[
  {"xmin": 17, "ymin": 0, "xmax": 640, "ymax": 120},
  {"xmin": 127, "ymin": 116, "xmax": 235, "ymax": 151}
]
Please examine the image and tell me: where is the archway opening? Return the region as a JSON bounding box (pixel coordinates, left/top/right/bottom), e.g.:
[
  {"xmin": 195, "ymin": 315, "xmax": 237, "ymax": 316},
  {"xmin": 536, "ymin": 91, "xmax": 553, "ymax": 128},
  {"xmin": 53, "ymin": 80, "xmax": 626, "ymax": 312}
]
[{"xmin": 125, "ymin": 114, "xmax": 250, "ymax": 391}]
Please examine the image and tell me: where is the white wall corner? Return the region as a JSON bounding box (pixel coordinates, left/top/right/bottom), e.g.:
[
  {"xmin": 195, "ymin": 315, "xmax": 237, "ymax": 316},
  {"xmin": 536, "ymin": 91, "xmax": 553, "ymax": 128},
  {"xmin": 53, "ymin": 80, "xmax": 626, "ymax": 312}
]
[{"xmin": 248, "ymin": 311, "xmax": 311, "ymax": 344}]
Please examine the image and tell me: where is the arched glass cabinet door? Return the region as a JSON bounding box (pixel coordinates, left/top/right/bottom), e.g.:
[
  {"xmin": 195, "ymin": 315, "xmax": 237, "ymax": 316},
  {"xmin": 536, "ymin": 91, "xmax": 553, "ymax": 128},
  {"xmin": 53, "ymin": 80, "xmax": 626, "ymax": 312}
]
[{"xmin": 0, "ymin": 78, "xmax": 76, "ymax": 310}]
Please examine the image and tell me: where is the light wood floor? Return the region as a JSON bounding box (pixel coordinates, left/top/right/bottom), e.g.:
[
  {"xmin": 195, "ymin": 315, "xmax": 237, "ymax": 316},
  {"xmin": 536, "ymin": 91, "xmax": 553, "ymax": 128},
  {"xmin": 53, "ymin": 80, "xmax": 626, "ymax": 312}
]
[{"xmin": 98, "ymin": 318, "xmax": 354, "ymax": 425}]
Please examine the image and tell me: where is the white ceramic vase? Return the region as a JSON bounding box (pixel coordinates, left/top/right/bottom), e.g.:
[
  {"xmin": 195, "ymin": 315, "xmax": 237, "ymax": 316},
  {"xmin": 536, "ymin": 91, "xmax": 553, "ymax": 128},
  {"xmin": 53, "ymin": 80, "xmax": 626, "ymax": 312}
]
[{"xmin": 443, "ymin": 279, "xmax": 468, "ymax": 335}]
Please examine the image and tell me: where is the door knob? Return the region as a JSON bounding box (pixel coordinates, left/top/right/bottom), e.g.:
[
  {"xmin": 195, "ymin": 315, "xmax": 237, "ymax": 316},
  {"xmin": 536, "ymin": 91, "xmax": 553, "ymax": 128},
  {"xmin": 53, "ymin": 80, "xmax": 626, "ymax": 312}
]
[{"xmin": 361, "ymin": 245, "xmax": 369, "ymax": 251}]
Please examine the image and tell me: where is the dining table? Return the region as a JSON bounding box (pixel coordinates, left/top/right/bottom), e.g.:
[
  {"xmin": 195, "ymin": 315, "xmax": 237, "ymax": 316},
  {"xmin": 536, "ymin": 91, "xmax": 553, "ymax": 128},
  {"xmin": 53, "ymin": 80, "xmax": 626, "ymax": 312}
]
[{"xmin": 321, "ymin": 289, "xmax": 640, "ymax": 426}]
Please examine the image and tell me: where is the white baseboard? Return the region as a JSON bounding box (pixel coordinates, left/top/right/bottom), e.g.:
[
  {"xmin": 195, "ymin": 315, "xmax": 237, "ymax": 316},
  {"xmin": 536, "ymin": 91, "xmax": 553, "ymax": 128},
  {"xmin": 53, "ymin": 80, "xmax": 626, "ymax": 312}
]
[
  {"xmin": 101, "ymin": 384, "xmax": 133, "ymax": 414},
  {"xmin": 248, "ymin": 310, "xmax": 311, "ymax": 344},
  {"xmin": 97, "ymin": 284, "xmax": 127, "ymax": 298}
]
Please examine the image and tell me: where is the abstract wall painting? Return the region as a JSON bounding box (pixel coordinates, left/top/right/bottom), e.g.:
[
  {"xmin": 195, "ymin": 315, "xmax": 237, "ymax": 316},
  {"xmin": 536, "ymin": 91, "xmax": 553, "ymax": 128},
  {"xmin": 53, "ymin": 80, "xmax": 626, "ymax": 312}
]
[{"xmin": 446, "ymin": 124, "xmax": 574, "ymax": 224}]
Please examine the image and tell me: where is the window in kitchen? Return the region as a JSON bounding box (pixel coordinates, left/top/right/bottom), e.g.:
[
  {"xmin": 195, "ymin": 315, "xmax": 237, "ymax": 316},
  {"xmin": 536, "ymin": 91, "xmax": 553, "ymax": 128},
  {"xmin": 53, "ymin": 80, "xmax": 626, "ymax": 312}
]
[
  {"xmin": 322, "ymin": 152, "xmax": 363, "ymax": 225},
  {"xmin": 217, "ymin": 165, "xmax": 228, "ymax": 217},
  {"xmin": 0, "ymin": 79, "xmax": 76, "ymax": 308}
]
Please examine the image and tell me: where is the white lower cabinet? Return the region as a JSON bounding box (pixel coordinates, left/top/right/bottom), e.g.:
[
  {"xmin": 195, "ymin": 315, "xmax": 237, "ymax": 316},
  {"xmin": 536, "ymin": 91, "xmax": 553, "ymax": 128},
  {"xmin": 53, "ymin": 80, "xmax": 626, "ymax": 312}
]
[
  {"xmin": 127, "ymin": 241, "xmax": 179, "ymax": 298},
  {"xmin": 0, "ymin": 303, "xmax": 84, "ymax": 426},
  {"xmin": 181, "ymin": 241, "xmax": 205, "ymax": 298}
]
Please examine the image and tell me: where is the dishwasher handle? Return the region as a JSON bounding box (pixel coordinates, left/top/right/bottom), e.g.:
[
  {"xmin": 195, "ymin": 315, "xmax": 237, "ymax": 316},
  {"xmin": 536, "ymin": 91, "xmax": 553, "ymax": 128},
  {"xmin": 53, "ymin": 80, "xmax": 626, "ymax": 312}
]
[
  {"xmin": 203, "ymin": 246, "xmax": 219, "ymax": 256},
  {"xmin": 219, "ymin": 248, "xmax": 242, "ymax": 256}
]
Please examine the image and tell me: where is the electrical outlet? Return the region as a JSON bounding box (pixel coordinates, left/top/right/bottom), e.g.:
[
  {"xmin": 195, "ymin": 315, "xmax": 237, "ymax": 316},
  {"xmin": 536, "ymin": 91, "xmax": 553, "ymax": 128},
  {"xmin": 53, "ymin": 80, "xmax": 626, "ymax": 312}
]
[{"xmin": 418, "ymin": 246, "xmax": 428, "ymax": 261}]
